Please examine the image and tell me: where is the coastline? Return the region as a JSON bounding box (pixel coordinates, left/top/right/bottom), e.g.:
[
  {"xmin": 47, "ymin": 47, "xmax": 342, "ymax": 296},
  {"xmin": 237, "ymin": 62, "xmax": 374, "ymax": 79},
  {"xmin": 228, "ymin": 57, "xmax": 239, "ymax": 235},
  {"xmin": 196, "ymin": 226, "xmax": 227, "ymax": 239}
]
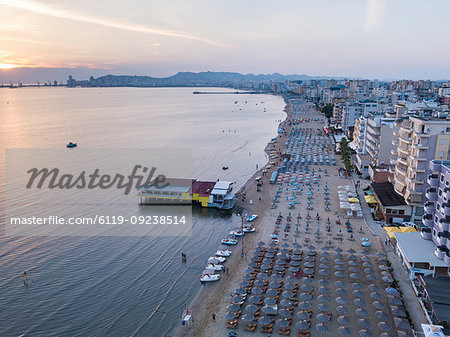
[{"xmin": 172, "ymin": 95, "xmax": 291, "ymax": 337}]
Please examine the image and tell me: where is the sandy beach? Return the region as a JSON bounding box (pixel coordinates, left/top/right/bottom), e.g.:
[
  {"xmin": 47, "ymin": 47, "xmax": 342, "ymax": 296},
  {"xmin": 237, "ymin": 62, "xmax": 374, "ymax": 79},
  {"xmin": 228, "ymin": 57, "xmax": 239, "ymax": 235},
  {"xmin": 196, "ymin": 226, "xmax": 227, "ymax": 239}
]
[{"xmin": 173, "ymin": 99, "xmax": 421, "ymax": 337}]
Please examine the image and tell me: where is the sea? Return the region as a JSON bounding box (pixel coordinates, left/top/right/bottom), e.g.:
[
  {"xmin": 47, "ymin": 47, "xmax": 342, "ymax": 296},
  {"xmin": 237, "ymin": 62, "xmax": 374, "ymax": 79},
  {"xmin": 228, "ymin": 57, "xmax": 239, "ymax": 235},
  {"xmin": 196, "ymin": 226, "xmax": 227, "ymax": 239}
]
[{"xmin": 0, "ymin": 87, "xmax": 285, "ymax": 336}]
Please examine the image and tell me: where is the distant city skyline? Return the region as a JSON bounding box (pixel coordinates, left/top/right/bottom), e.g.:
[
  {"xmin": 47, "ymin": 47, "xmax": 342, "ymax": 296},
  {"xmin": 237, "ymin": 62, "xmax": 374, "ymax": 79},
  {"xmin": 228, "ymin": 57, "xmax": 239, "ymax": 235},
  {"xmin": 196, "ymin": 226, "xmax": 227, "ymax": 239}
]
[{"xmin": 0, "ymin": 0, "xmax": 449, "ymax": 82}]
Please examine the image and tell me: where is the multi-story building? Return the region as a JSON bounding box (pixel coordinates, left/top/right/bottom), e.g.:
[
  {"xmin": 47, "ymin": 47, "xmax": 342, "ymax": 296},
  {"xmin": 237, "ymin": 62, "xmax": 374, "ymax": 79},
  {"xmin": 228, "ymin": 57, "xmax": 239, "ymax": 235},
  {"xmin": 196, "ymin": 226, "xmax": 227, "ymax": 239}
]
[
  {"xmin": 421, "ymin": 160, "xmax": 450, "ymax": 267},
  {"xmin": 390, "ymin": 116, "xmax": 450, "ymax": 220},
  {"xmin": 342, "ymin": 102, "xmax": 361, "ymax": 133},
  {"xmin": 365, "ymin": 115, "xmax": 396, "ymax": 165}
]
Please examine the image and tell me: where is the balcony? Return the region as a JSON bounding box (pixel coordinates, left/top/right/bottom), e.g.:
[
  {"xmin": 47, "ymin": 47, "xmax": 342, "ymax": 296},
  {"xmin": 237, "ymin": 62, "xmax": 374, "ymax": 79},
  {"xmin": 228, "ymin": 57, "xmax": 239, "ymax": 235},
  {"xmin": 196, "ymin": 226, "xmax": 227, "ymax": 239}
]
[
  {"xmin": 442, "ymin": 203, "xmax": 450, "ymax": 217},
  {"xmin": 422, "ymin": 213, "xmax": 434, "ymax": 227},
  {"xmin": 420, "ymin": 227, "xmax": 432, "ymax": 240},
  {"xmin": 426, "ymin": 188, "xmax": 438, "ymax": 201},
  {"xmin": 438, "ymin": 217, "xmax": 450, "ymax": 232},
  {"xmin": 445, "ymin": 188, "xmax": 450, "ymax": 199},
  {"xmin": 444, "ymin": 252, "xmax": 450, "ymax": 266},
  {"xmin": 391, "ymin": 148, "xmax": 398, "ymax": 156},
  {"xmin": 428, "ymin": 174, "xmax": 439, "ymax": 187},
  {"xmin": 397, "ymin": 146, "xmax": 410, "ymax": 156},
  {"xmin": 424, "ymin": 201, "xmax": 435, "ymax": 214},
  {"xmin": 397, "ymin": 157, "xmax": 408, "ymax": 166},
  {"xmin": 436, "ymin": 232, "xmax": 449, "ymax": 246},
  {"xmin": 390, "ymin": 158, "xmax": 397, "ymax": 166},
  {"xmin": 434, "ymin": 246, "xmax": 447, "ymax": 260},
  {"xmin": 417, "ymin": 132, "xmax": 430, "ymax": 138},
  {"xmin": 429, "ymin": 160, "xmax": 442, "ymax": 172}
]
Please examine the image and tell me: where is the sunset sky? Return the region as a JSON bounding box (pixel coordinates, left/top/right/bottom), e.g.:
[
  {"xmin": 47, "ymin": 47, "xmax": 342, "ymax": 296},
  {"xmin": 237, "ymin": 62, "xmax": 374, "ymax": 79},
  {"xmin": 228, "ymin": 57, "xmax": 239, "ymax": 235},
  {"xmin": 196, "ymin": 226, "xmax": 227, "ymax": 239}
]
[{"xmin": 0, "ymin": 0, "xmax": 449, "ymax": 82}]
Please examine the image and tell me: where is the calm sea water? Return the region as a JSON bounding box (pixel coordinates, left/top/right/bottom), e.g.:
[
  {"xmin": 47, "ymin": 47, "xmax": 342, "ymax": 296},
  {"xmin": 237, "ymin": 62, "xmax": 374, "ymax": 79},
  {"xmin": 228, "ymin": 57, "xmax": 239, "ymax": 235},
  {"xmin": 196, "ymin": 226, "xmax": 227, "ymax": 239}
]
[{"xmin": 0, "ymin": 87, "xmax": 285, "ymax": 336}]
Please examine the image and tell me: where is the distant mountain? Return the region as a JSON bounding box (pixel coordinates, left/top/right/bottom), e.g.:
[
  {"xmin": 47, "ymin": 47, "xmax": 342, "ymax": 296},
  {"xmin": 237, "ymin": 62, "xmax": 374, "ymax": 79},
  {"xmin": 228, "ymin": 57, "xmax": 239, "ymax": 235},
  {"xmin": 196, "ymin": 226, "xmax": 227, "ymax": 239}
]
[{"xmin": 70, "ymin": 71, "xmax": 345, "ymax": 87}]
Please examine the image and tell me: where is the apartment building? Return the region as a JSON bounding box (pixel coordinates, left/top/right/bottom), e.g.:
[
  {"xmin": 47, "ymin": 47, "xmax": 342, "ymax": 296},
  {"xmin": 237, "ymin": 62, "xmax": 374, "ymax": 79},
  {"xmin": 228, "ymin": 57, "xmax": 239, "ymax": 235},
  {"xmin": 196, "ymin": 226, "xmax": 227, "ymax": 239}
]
[
  {"xmin": 365, "ymin": 115, "xmax": 396, "ymax": 165},
  {"xmin": 390, "ymin": 116, "xmax": 450, "ymax": 220},
  {"xmin": 421, "ymin": 160, "xmax": 450, "ymax": 268}
]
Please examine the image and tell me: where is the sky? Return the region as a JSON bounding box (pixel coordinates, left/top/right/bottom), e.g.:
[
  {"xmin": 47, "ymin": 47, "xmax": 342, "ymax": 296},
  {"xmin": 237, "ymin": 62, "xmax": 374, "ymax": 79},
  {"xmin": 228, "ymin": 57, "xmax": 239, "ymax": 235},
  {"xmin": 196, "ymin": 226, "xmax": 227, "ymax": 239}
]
[{"xmin": 0, "ymin": 0, "xmax": 449, "ymax": 82}]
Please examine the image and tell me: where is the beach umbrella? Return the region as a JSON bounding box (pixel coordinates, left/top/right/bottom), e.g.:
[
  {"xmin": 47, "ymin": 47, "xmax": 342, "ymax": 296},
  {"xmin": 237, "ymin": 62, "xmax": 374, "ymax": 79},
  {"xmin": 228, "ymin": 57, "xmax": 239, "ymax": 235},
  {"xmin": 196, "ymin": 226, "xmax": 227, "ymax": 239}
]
[
  {"xmin": 335, "ymin": 281, "xmax": 346, "ymax": 288},
  {"xmin": 318, "ymin": 279, "xmax": 330, "ymax": 286},
  {"xmin": 335, "ymin": 297, "xmax": 348, "ymax": 304},
  {"xmin": 361, "ymin": 256, "xmax": 371, "ymax": 262},
  {"xmin": 266, "ymin": 289, "xmax": 278, "ymax": 297},
  {"xmin": 348, "ymin": 248, "xmax": 356, "ymax": 254},
  {"xmin": 303, "ymin": 268, "xmax": 314, "ymax": 275},
  {"xmin": 350, "ymin": 273, "xmax": 361, "ymax": 280},
  {"xmin": 235, "ymin": 288, "xmax": 247, "ymax": 295},
  {"xmin": 391, "ymin": 306, "xmax": 407, "ymax": 318},
  {"xmin": 358, "ymin": 319, "xmax": 371, "ymax": 328},
  {"xmin": 279, "ymin": 309, "xmax": 291, "ymax": 318},
  {"xmin": 316, "ymin": 323, "xmax": 330, "ymax": 332},
  {"xmin": 239, "ymin": 281, "xmax": 251, "ymax": 288},
  {"xmin": 279, "ymin": 299, "xmax": 293, "ymax": 308},
  {"xmin": 257, "ymin": 241, "xmax": 265, "ymax": 246},
  {"xmin": 338, "ymin": 326, "xmax": 352, "ymax": 336},
  {"xmin": 318, "ymin": 286, "xmax": 330, "ymax": 294},
  {"xmin": 305, "ymin": 256, "xmax": 315, "ymax": 262},
  {"xmin": 336, "ymin": 305, "xmax": 350, "ymax": 314},
  {"xmin": 248, "ymin": 262, "xmax": 258, "ymax": 268},
  {"xmin": 276, "ymin": 318, "xmax": 290, "ymax": 328},
  {"xmin": 355, "ymin": 308, "xmax": 369, "ymax": 317},
  {"xmin": 289, "ymin": 267, "xmax": 300, "ymax": 273},
  {"xmin": 304, "ymin": 262, "xmax": 315, "ymax": 268},
  {"xmin": 366, "ymin": 274, "xmax": 377, "ymax": 281},
  {"xmin": 359, "ymin": 329, "xmax": 374, "ymax": 337},
  {"xmin": 285, "ymin": 275, "xmax": 297, "ymax": 283},
  {"xmin": 290, "ymin": 261, "xmax": 301, "ymax": 267},
  {"xmin": 335, "ymin": 259, "xmax": 345, "ymax": 265},
  {"xmin": 284, "ymin": 283, "xmax": 296, "ymax": 291},
  {"xmin": 307, "ymin": 250, "xmax": 316, "ymax": 256},
  {"xmin": 302, "ymin": 277, "xmax": 313, "ymax": 284},
  {"xmin": 264, "ymin": 297, "xmax": 277, "ymax": 305},
  {"xmin": 385, "ymin": 287, "xmax": 398, "ymax": 295},
  {"xmin": 362, "ymin": 262, "xmax": 373, "ymax": 268},
  {"xmin": 318, "ymin": 295, "xmax": 330, "ymax": 303},
  {"xmin": 387, "ymin": 296, "xmax": 402, "ymax": 305},
  {"xmin": 248, "ymin": 295, "xmax": 261, "ymax": 304},
  {"xmin": 354, "ymin": 299, "xmax": 366, "ymax": 307},
  {"xmin": 250, "ymin": 256, "xmax": 260, "ymax": 262},
  {"xmin": 320, "ymin": 252, "xmax": 330, "ymax": 257},
  {"xmin": 394, "ymin": 317, "xmax": 410, "ymax": 330},
  {"xmin": 370, "ymin": 292, "xmax": 382, "ymax": 300},
  {"xmin": 245, "ymin": 304, "xmax": 258, "ymax": 314},
  {"xmin": 296, "ymin": 320, "xmax": 310, "ymax": 330},
  {"xmin": 382, "ymin": 275, "xmax": 393, "ymax": 283},
  {"xmin": 299, "ymin": 292, "xmax": 313, "ymax": 301},
  {"xmin": 253, "ymin": 279, "xmax": 266, "ymax": 287},
  {"xmin": 319, "ymin": 263, "xmax": 330, "ymax": 269},
  {"xmin": 352, "ymin": 282, "xmax": 363, "ymax": 289},
  {"xmin": 380, "ymin": 334, "xmax": 394, "ymax": 337},
  {"xmin": 261, "ymin": 264, "xmax": 271, "ymax": 270},
  {"xmin": 300, "ymin": 284, "xmax": 313, "ymax": 292},
  {"xmin": 372, "ymin": 301, "xmax": 386, "ymax": 310},
  {"xmin": 379, "ymin": 264, "xmax": 389, "ymax": 270},
  {"xmin": 258, "ymin": 316, "xmax": 272, "ymax": 326},
  {"xmin": 337, "ymin": 315, "xmax": 350, "ymax": 325},
  {"xmin": 316, "ymin": 313, "xmax": 330, "ymax": 322},
  {"xmin": 364, "ymin": 268, "xmax": 374, "ymax": 274},
  {"xmin": 362, "ymin": 242, "xmax": 371, "ymax": 247},
  {"xmin": 256, "ymin": 273, "xmax": 269, "ymax": 280},
  {"xmin": 293, "ymin": 249, "xmax": 302, "ymax": 255},
  {"xmin": 375, "ymin": 310, "xmax": 389, "ymax": 320},
  {"xmin": 353, "ymin": 289, "xmax": 364, "ymax": 298},
  {"xmin": 262, "ymin": 258, "xmax": 272, "ymax": 265},
  {"xmin": 297, "ymin": 311, "xmax": 310, "ymax": 320},
  {"xmin": 269, "ymin": 281, "xmax": 282, "ymax": 288},
  {"xmin": 231, "ymin": 294, "xmax": 244, "ymax": 303},
  {"xmin": 262, "ymin": 305, "xmax": 277, "ymax": 315},
  {"xmin": 319, "ymin": 269, "xmax": 331, "ymax": 276},
  {"xmin": 251, "ymin": 287, "xmax": 264, "ymax": 295},
  {"xmin": 282, "ymin": 291, "xmax": 295, "ymax": 299},
  {"xmin": 225, "ymin": 312, "xmax": 236, "ymax": 321},
  {"xmin": 348, "ymin": 254, "xmax": 357, "ymax": 260},
  {"xmin": 335, "ymin": 271, "xmax": 345, "ymax": 278},
  {"xmin": 334, "ymin": 265, "xmax": 345, "ymax": 271},
  {"xmin": 228, "ymin": 303, "xmax": 241, "ymax": 312},
  {"xmin": 270, "ymin": 273, "xmax": 283, "ymax": 281},
  {"xmin": 241, "ymin": 313, "xmax": 255, "ymax": 323},
  {"xmin": 274, "ymin": 265, "xmax": 285, "ymax": 272},
  {"xmin": 267, "ymin": 247, "xmax": 276, "ymax": 253},
  {"xmin": 378, "ymin": 321, "xmax": 392, "ymax": 332},
  {"xmin": 264, "ymin": 253, "xmax": 275, "ymax": 259},
  {"xmin": 317, "ymin": 303, "xmax": 331, "ymax": 312},
  {"xmin": 361, "ymin": 250, "xmax": 370, "ymax": 255},
  {"xmin": 349, "ymin": 267, "xmax": 360, "ymax": 273},
  {"xmin": 348, "ymin": 260, "xmax": 359, "ymax": 266},
  {"xmin": 336, "ymin": 288, "xmax": 347, "ymax": 296},
  {"xmin": 298, "ymin": 301, "xmax": 312, "ymax": 310},
  {"xmin": 243, "ymin": 274, "xmax": 253, "ymax": 281}
]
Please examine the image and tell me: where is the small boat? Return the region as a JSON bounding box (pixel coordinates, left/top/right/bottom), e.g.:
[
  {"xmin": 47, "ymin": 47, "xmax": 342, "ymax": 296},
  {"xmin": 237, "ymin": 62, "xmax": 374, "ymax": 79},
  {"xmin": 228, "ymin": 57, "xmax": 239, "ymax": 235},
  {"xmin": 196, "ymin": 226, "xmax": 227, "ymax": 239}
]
[
  {"xmin": 222, "ymin": 165, "xmax": 229, "ymax": 170},
  {"xmin": 200, "ymin": 274, "xmax": 220, "ymax": 283},
  {"xmin": 229, "ymin": 230, "xmax": 244, "ymax": 236},
  {"xmin": 205, "ymin": 263, "xmax": 224, "ymax": 271},
  {"xmin": 215, "ymin": 249, "xmax": 232, "ymax": 257},
  {"xmin": 208, "ymin": 256, "xmax": 226, "ymax": 263},
  {"xmin": 243, "ymin": 226, "xmax": 256, "ymax": 233},
  {"xmin": 221, "ymin": 238, "xmax": 238, "ymax": 245},
  {"xmin": 247, "ymin": 214, "xmax": 258, "ymax": 222},
  {"xmin": 66, "ymin": 142, "xmax": 77, "ymax": 148}
]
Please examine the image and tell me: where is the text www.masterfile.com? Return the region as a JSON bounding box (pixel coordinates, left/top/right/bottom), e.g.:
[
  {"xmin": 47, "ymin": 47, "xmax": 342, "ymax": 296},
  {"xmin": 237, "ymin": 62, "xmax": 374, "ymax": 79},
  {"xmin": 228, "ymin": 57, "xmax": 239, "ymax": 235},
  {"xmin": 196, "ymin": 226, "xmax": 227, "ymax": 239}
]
[{"xmin": 9, "ymin": 215, "xmax": 187, "ymax": 225}]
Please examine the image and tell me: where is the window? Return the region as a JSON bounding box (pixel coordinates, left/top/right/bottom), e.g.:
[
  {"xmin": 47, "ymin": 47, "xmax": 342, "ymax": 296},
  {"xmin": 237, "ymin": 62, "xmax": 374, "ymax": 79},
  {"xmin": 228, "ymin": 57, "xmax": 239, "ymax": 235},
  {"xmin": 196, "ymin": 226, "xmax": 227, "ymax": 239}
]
[
  {"xmin": 442, "ymin": 175, "xmax": 445, "ymax": 182},
  {"xmin": 386, "ymin": 209, "xmax": 392, "ymax": 214},
  {"xmin": 399, "ymin": 210, "xmax": 405, "ymax": 215},
  {"xmin": 439, "ymin": 189, "xmax": 442, "ymax": 196},
  {"xmin": 392, "ymin": 209, "xmax": 398, "ymax": 214}
]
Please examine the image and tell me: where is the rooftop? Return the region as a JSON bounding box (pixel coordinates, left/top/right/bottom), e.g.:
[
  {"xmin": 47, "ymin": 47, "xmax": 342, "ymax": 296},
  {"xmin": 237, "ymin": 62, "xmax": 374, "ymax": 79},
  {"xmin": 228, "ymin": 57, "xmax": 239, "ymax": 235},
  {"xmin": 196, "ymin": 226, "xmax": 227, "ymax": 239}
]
[
  {"xmin": 394, "ymin": 232, "xmax": 448, "ymax": 268},
  {"xmin": 420, "ymin": 276, "xmax": 450, "ymax": 323},
  {"xmin": 371, "ymin": 182, "xmax": 407, "ymax": 206}
]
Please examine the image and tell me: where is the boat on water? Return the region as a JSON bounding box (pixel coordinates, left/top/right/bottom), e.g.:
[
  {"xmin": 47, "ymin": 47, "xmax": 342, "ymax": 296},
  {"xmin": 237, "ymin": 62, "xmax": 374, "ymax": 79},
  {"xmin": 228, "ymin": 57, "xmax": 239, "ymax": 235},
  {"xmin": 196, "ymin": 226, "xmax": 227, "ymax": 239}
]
[
  {"xmin": 221, "ymin": 238, "xmax": 238, "ymax": 245},
  {"xmin": 215, "ymin": 249, "xmax": 232, "ymax": 257},
  {"xmin": 200, "ymin": 274, "xmax": 220, "ymax": 283},
  {"xmin": 208, "ymin": 256, "xmax": 226, "ymax": 263},
  {"xmin": 205, "ymin": 263, "xmax": 224, "ymax": 271},
  {"xmin": 66, "ymin": 142, "xmax": 77, "ymax": 148},
  {"xmin": 247, "ymin": 214, "xmax": 258, "ymax": 222},
  {"xmin": 229, "ymin": 229, "xmax": 244, "ymax": 236},
  {"xmin": 181, "ymin": 307, "xmax": 193, "ymax": 327},
  {"xmin": 243, "ymin": 226, "xmax": 256, "ymax": 233},
  {"xmin": 222, "ymin": 165, "xmax": 229, "ymax": 170}
]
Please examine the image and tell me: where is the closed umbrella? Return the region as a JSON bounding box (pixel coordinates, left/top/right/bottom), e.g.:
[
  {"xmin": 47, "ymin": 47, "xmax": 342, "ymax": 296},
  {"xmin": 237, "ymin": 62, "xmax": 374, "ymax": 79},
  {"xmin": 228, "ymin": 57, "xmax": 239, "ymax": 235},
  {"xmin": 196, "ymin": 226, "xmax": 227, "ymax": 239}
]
[
  {"xmin": 378, "ymin": 321, "xmax": 392, "ymax": 332},
  {"xmin": 373, "ymin": 301, "xmax": 386, "ymax": 310},
  {"xmin": 355, "ymin": 308, "xmax": 369, "ymax": 317},
  {"xmin": 337, "ymin": 315, "xmax": 350, "ymax": 325},
  {"xmin": 357, "ymin": 319, "xmax": 371, "ymax": 328},
  {"xmin": 338, "ymin": 326, "xmax": 352, "ymax": 336}
]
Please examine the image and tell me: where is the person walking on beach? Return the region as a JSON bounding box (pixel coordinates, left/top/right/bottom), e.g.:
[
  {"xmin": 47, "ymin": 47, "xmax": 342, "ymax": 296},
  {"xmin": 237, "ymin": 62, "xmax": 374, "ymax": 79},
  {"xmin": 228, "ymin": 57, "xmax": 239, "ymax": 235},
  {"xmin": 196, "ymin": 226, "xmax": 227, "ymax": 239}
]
[{"xmin": 212, "ymin": 313, "xmax": 216, "ymax": 321}]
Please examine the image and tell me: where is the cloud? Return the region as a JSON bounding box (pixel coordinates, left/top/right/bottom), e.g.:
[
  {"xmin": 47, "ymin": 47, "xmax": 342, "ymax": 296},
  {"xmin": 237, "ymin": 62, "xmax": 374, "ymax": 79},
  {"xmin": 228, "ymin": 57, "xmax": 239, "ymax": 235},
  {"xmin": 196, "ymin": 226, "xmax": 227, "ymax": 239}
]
[
  {"xmin": 0, "ymin": 0, "xmax": 231, "ymax": 48},
  {"xmin": 364, "ymin": 0, "xmax": 384, "ymax": 32}
]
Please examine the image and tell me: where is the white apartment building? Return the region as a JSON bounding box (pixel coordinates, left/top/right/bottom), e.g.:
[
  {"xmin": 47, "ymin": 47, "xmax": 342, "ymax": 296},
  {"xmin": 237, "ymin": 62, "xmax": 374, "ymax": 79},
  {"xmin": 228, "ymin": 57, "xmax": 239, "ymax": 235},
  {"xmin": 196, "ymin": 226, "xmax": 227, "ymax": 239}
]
[{"xmin": 365, "ymin": 115, "xmax": 396, "ymax": 165}]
